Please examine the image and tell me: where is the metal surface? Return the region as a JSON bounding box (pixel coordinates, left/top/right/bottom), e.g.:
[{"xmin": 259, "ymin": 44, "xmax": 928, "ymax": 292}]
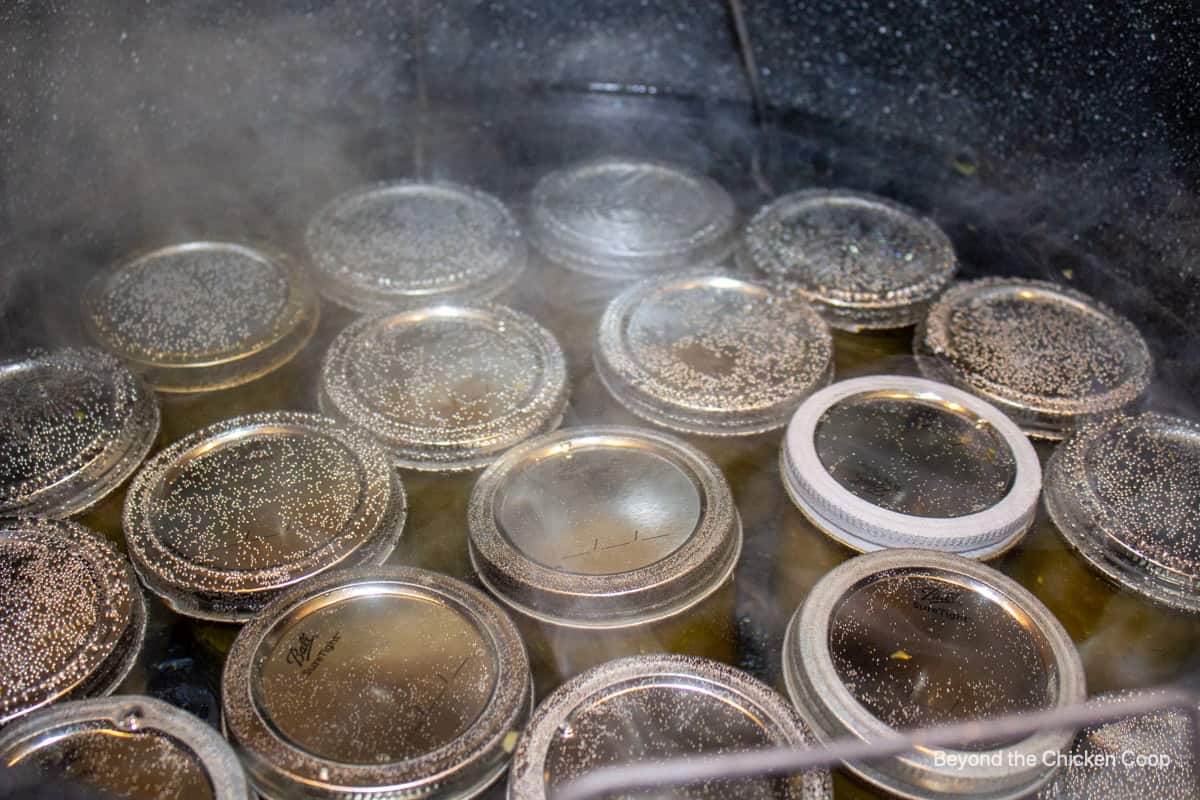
[
  {"xmin": 1037, "ymin": 690, "xmax": 1198, "ymax": 799},
  {"xmin": 123, "ymin": 411, "xmax": 407, "ymax": 622},
  {"xmin": 781, "ymin": 376, "xmax": 1040, "ymax": 558},
  {"xmin": 0, "ymin": 695, "xmax": 250, "ymax": 800},
  {"xmin": 222, "ymin": 566, "xmax": 532, "ymax": 800},
  {"xmin": 0, "ymin": 518, "xmax": 146, "ymax": 727},
  {"xmin": 917, "ymin": 278, "xmax": 1153, "ymax": 440},
  {"xmin": 594, "ymin": 272, "xmax": 834, "ymax": 436},
  {"xmin": 737, "ymin": 190, "xmax": 957, "ymax": 331},
  {"xmin": 509, "ymin": 654, "xmax": 832, "ymax": 799},
  {"xmin": 305, "ymin": 181, "xmax": 527, "ymax": 312},
  {"xmin": 319, "ymin": 303, "xmax": 568, "ymax": 471},
  {"xmin": 550, "ymin": 689, "xmax": 1200, "ymax": 800},
  {"xmin": 782, "ymin": 549, "xmax": 1086, "ymax": 799},
  {"xmin": 468, "ymin": 426, "xmax": 741, "ymax": 627},
  {"xmin": 81, "ymin": 242, "xmax": 320, "ymax": 393},
  {"xmin": 1044, "ymin": 411, "xmax": 1200, "ymax": 614},
  {"xmin": 527, "ymin": 158, "xmax": 738, "ymax": 279},
  {"xmin": 0, "ymin": 347, "xmax": 159, "ymax": 518}
]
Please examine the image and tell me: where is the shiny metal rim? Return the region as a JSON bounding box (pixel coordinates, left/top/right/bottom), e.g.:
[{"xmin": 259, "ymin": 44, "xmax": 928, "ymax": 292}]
[
  {"xmin": 122, "ymin": 411, "xmax": 407, "ymax": 622},
  {"xmin": 917, "ymin": 277, "xmax": 1152, "ymax": 438},
  {"xmin": 783, "ymin": 549, "xmax": 1085, "ymax": 800},
  {"xmin": 467, "ymin": 426, "xmax": 742, "ymax": 628},
  {"xmin": 81, "ymin": 241, "xmax": 319, "ymax": 393},
  {"xmin": 222, "ymin": 566, "xmax": 531, "ymax": 800},
  {"xmin": 0, "ymin": 695, "xmax": 251, "ymax": 800},
  {"xmin": 508, "ymin": 654, "xmax": 832, "ymax": 800}
]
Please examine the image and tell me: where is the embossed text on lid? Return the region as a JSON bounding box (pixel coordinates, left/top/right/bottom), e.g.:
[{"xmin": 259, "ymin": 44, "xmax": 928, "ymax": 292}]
[
  {"xmin": 1045, "ymin": 412, "xmax": 1200, "ymax": 613},
  {"xmin": 0, "ymin": 348, "xmax": 159, "ymax": 518},
  {"xmin": 0, "ymin": 695, "xmax": 250, "ymax": 800},
  {"xmin": 468, "ymin": 426, "xmax": 741, "ymax": 627},
  {"xmin": 528, "ymin": 158, "xmax": 737, "ymax": 279},
  {"xmin": 0, "ymin": 518, "xmax": 145, "ymax": 726},
  {"xmin": 917, "ymin": 277, "xmax": 1152, "ymax": 439},
  {"xmin": 123, "ymin": 411, "xmax": 406, "ymax": 622},
  {"xmin": 783, "ymin": 549, "xmax": 1086, "ymax": 800},
  {"xmin": 222, "ymin": 567, "xmax": 531, "ymax": 800},
  {"xmin": 82, "ymin": 241, "xmax": 319, "ymax": 392},
  {"xmin": 595, "ymin": 272, "xmax": 833, "ymax": 436},
  {"xmin": 738, "ymin": 189, "xmax": 957, "ymax": 330},
  {"xmin": 508, "ymin": 654, "xmax": 832, "ymax": 800},
  {"xmin": 319, "ymin": 303, "xmax": 568, "ymax": 471},
  {"xmin": 305, "ymin": 181, "xmax": 527, "ymax": 312}
]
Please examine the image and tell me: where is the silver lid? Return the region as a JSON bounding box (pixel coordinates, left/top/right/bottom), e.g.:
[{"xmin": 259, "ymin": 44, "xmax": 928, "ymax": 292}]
[
  {"xmin": 82, "ymin": 241, "xmax": 319, "ymax": 393},
  {"xmin": 1044, "ymin": 411, "xmax": 1200, "ymax": 613},
  {"xmin": 508, "ymin": 654, "xmax": 833, "ymax": 800},
  {"xmin": 917, "ymin": 278, "xmax": 1152, "ymax": 439},
  {"xmin": 319, "ymin": 303, "xmax": 568, "ymax": 471},
  {"xmin": 738, "ymin": 189, "xmax": 957, "ymax": 331},
  {"xmin": 468, "ymin": 426, "xmax": 741, "ymax": 628},
  {"xmin": 123, "ymin": 411, "xmax": 407, "ymax": 622},
  {"xmin": 781, "ymin": 375, "xmax": 1041, "ymax": 558},
  {"xmin": 305, "ymin": 181, "xmax": 527, "ymax": 313},
  {"xmin": 1037, "ymin": 691, "xmax": 1198, "ymax": 800},
  {"xmin": 0, "ymin": 695, "xmax": 250, "ymax": 800},
  {"xmin": 594, "ymin": 272, "xmax": 834, "ymax": 436},
  {"xmin": 222, "ymin": 566, "xmax": 532, "ymax": 800},
  {"xmin": 0, "ymin": 518, "xmax": 146, "ymax": 726},
  {"xmin": 783, "ymin": 549, "xmax": 1086, "ymax": 800},
  {"xmin": 528, "ymin": 158, "xmax": 737, "ymax": 279},
  {"xmin": 0, "ymin": 348, "xmax": 159, "ymax": 518}
]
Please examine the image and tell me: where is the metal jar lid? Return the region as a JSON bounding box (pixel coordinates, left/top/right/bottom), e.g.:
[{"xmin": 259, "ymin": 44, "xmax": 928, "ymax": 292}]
[
  {"xmin": 594, "ymin": 272, "xmax": 834, "ymax": 436},
  {"xmin": 527, "ymin": 158, "xmax": 737, "ymax": 279},
  {"xmin": 222, "ymin": 566, "xmax": 532, "ymax": 800},
  {"xmin": 318, "ymin": 303, "xmax": 568, "ymax": 471},
  {"xmin": 467, "ymin": 426, "xmax": 741, "ymax": 628},
  {"xmin": 736, "ymin": 189, "xmax": 958, "ymax": 331},
  {"xmin": 0, "ymin": 348, "xmax": 159, "ymax": 518},
  {"xmin": 123, "ymin": 411, "xmax": 407, "ymax": 622},
  {"xmin": 305, "ymin": 181, "xmax": 527, "ymax": 313},
  {"xmin": 916, "ymin": 277, "xmax": 1152, "ymax": 439},
  {"xmin": 82, "ymin": 241, "xmax": 319, "ymax": 393},
  {"xmin": 1044, "ymin": 411, "xmax": 1200, "ymax": 613},
  {"xmin": 783, "ymin": 549, "xmax": 1086, "ymax": 800},
  {"xmin": 781, "ymin": 375, "xmax": 1041, "ymax": 558},
  {"xmin": 0, "ymin": 695, "xmax": 250, "ymax": 800},
  {"xmin": 0, "ymin": 518, "xmax": 146, "ymax": 726},
  {"xmin": 508, "ymin": 654, "xmax": 833, "ymax": 799},
  {"xmin": 1037, "ymin": 691, "xmax": 1198, "ymax": 800}
]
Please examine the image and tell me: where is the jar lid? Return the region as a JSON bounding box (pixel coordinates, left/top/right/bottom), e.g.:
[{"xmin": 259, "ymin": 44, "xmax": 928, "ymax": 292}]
[
  {"xmin": 82, "ymin": 241, "xmax": 319, "ymax": 393},
  {"xmin": 595, "ymin": 272, "xmax": 834, "ymax": 436},
  {"xmin": 781, "ymin": 375, "xmax": 1041, "ymax": 558},
  {"xmin": 1037, "ymin": 691, "xmax": 1198, "ymax": 800},
  {"xmin": 1044, "ymin": 412, "xmax": 1200, "ymax": 613},
  {"xmin": 783, "ymin": 549, "xmax": 1086, "ymax": 800},
  {"xmin": 123, "ymin": 411, "xmax": 407, "ymax": 622},
  {"xmin": 737, "ymin": 189, "xmax": 957, "ymax": 331},
  {"xmin": 468, "ymin": 426, "xmax": 741, "ymax": 628},
  {"xmin": 0, "ymin": 348, "xmax": 159, "ymax": 518},
  {"xmin": 319, "ymin": 303, "xmax": 568, "ymax": 471},
  {"xmin": 528, "ymin": 158, "xmax": 737, "ymax": 279},
  {"xmin": 305, "ymin": 181, "xmax": 527, "ymax": 313},
  {"xmin": 222, "ymin": 566, "xmax": 532, "ymax": 800},
  {"xmin": 0, "ymin": 695, "xmax": 250, "ymax": 800},
  {"xmin": 508, "ymin": 654, "xmax": 832, "ymax": 800},
  {"xmin": 0, "ymin": 518, "xmax": 146, "ymax": 726},
  {"xmin": 917, "ymin": 278, "xmax": 1152, "ymax": 439}
]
